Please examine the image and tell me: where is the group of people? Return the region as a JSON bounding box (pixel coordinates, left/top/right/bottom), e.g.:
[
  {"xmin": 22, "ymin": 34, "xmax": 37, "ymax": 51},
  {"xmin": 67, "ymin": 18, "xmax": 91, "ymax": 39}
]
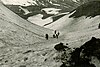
[
  {"xmin": 53, "ymin": 30, "xmax": 60, "ymax": 39},
  {"xmin": 45, "ymin": 23, "xmax": 100, "ymax": 40},
  {"xmin": 45, "ymin": 30, "xmax": 60, "ymax": 40}
]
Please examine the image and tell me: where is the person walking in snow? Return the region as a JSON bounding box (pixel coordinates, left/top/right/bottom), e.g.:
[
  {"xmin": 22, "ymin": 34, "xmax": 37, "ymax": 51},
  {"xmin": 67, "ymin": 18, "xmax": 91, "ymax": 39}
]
[
  {"xmin": 57, "ymin": 32, "xmax": 60, "ymax": 37},
  {"xmin": 53, "ymin": 30, "xmax": 57, "ymax": 38},
  {"xmin": 54, "ymin": 30, "xmax": 57, "ymax": 34},
  {"xmin": 45, "ymin": 34, "xmax": 49, "ymax": 40},
  {"xmin": 53, "ymin": 34, "xmax": 56, "ymax": 38},
  {"xmin": 56, "ymin": 31, "xmax": 60, "ymax": 39},
  {"xmin": 53, "ymin": 30, "xmax": 60, "ymax": 39},
  {"xmin": 56, "ymin": 34, "xmax": 58, "ymax": 39},
  {"xmin": 66, "ymin": 43, "xmax": 68, "ymax": 45}
]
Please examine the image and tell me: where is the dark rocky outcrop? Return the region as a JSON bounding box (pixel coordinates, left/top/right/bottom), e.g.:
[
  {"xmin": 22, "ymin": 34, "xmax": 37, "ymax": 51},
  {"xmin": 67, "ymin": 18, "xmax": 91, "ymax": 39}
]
[
  {"xmin": 81, "ymin": 37, "xmax": 100, "ymax": 59},
  {"xmin": 54, "ymin": 42, "xmax": 68, "ymax": 51},
  {"xmin": 60, "ymin": 37, "xmax": 100, "ymax": 67}
]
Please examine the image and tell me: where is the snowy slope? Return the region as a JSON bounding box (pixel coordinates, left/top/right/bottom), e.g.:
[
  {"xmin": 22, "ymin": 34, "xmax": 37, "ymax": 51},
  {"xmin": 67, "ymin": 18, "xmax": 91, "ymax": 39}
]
[
  {"xmin": 3, "ymin": 0, "xmax": 79, "ymax": 26},
  {"xmin": 45, "ymin": 12, "xmax": 99, "ymax": 34},
  {"xmin": 45, "ymin": 1, "xmax": 100, "ymax": 34},
  {"xmin": 0, "ymin": 0, "xmax": 100, "ymax": 67},
  {"xmin": 0, "ymin": 0, "xmax": 55, "ymax": 47},
  {"xmin": 43, "ymin": 1, "xmax": 100, "ymax": 66},
  {"xmin": 0, "ymin": 1, "xmax": 59, "ymax": 67},
  {"xmin": 1, "ymin": 0, "xmax": 35, "ymax": 6},
  {"xmin": 28, "ymin": 14, "xmax": 53, "ymax": 26},
  {"xmin": 0, "ymin": 2, "xmax": 53, "ymax": 36},
  {"xmin": 0, "ymin": 2, "xmax": 71, "ymax": 67},
  {"xmin": 44, "ymin": 9, "xmax": 100, "ymax": 67}
]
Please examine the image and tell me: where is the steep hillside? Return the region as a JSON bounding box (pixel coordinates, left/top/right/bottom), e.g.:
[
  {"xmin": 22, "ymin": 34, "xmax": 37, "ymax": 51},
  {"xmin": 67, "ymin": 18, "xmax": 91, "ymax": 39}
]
[
  {"xmin": 1, "ymin": 0, "xmax": 100, "ymax": 67},
  {"xmin": 1, "ymin": 3, "xmax": 53, "ymax": 36},
  {"xmin": 45, "ymin": 1, "xmax": 100, "ymax": 33},
  {"xmin": 4, "ymin": 0, "xmax": 78, "ymax": 25},
  {"xmin": 43, "ymin": 2, "xmax": 100, "ymax": 67},
  {"xmin": 69, "ymin": 1, "xmax": 100, "ymax": 18},
  {"xmin": 4, "ymin": 0, "xmax": 78, "ymax": 18},
  {"xmin": 3, "ymin": 0, "xmax": 100, "ymax": 27},
  {"xmin": 0, "ymin": 1, "xmax": 58, "ymax": 67}
]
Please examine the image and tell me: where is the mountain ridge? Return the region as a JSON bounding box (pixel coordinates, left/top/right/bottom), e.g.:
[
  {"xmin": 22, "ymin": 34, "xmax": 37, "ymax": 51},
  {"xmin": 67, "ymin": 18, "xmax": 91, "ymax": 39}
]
[{"xmin": 69, "ymin": 1, "xmax": 100, "ymax": 18}]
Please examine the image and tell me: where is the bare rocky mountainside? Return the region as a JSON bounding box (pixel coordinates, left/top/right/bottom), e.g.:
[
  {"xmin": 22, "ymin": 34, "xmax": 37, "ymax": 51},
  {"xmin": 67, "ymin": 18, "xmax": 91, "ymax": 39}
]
[{"xmin": 0, "ymin": 0, "xmax": 100, "ymax": 67}]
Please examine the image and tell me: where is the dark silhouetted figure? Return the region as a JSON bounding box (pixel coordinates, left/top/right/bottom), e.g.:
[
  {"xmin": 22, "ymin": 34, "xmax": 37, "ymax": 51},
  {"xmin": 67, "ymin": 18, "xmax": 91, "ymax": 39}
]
[
  {"xmin": 54, "ymin": 30, "xmax": 57, "ymax": 34},
  {"xmin": 53, "ymin": 30, "xmax": 60, "ymax": 39},
  {"xmin": 53, "ymin": 34, "xmax": 56, "ymax": 38},
  {"xmin": 66, "ymin": 43, "xmax": 68, "ymax": 45},
  {"xmin": 56, "ymin": 34, "xmax": 58, "ymax": 39},
  {"xmin": 57, "ymin": 32, "xmax": 60, "ymax": 36},
  {"xmin": 56, "ymin": 32, "xmax": 60, "ymax": 39},
  {"xmin": 45, "ymin": 34, "xmax": 49, "ymax": 40}
]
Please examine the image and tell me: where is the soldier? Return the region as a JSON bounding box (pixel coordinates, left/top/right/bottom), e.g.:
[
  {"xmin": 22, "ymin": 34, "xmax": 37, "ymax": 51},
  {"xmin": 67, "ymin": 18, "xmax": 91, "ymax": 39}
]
[
  {"xmin": 56, "ymin": 32, "xmax": 60, "ymax": 39},
  {"xmin": 58, "ymin": 32, "xmax": 60, "ymax": 36},
  {"xmin": 53, "ymin": 34, "xmax": 56, "ymax": 38},
  {"xmin": 56, "ymin": 34, "xmax": 58, "ymax": 39},
  {"xmin": 54, "ymin": 30, "xmax": 57, "ymax": 34},
  {"xmin": 66, "ymin": 43, "xmax": 68, "ymax": 45},
  {"xmin": 45, "ymin": 34, "xmax": 49, "ymax": 40}
]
